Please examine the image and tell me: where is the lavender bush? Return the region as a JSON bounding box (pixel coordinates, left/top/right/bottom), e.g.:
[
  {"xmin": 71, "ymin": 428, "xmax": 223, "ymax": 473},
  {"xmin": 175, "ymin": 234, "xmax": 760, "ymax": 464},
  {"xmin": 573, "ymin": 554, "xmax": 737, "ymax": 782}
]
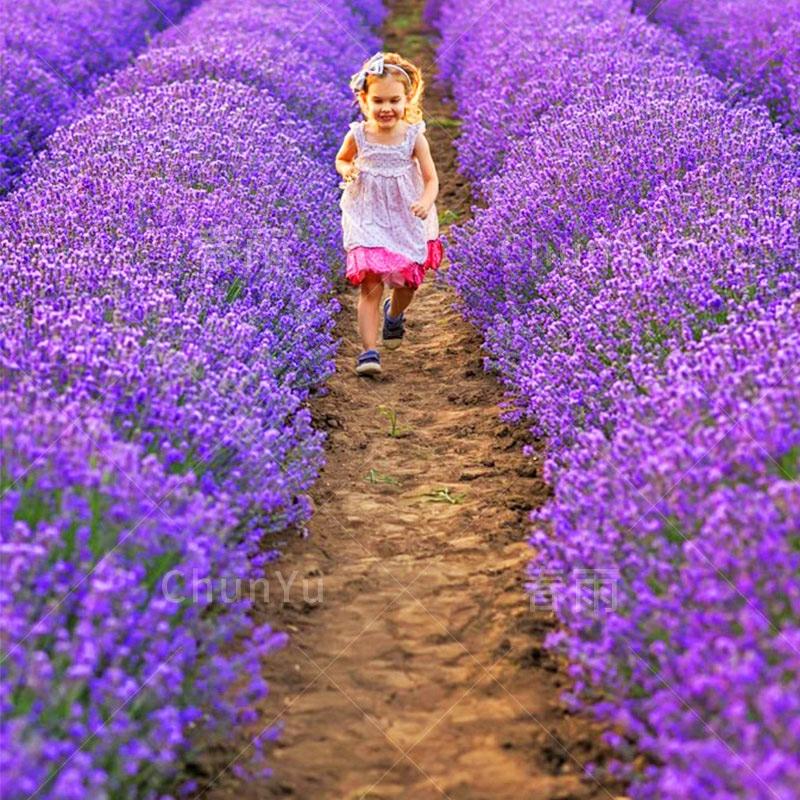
[
  {"xmin": 83, "ymin": 0, "xmax": 387, "ymax": 152},
  {"xmin": 634, "ymin": 0, "xmax": 800, "ymax": 133},
  {"xmin": 432, "ymin": 0, "xmax": 800, "ymax": 795},
  {"xmin": 0, "ymin": 0, "xmax": 199, "ymax": 195},
  {"xmin": 530, "ymin": 295, "xmax": 800, "ymax": 797},
  {"xmin": 1, "ymin": 0, "xmax": 380, "ymax": 796},
  {"xmin": 489, "ymin": 109, "xmax": 799, "ymax": 461}
]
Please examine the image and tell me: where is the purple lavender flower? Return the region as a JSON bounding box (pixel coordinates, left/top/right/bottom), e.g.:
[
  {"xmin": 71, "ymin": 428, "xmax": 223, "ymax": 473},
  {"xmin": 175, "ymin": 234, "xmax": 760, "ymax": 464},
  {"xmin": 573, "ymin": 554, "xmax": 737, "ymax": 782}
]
[
  {"xmin": 1, "ymin": 0, "xmax": 382, "ymax": 795},
  {"xmin": 634, "ymin": 0, "xmax": 800, "ymax": 133},
  {"xmin": 430, "ymin": 0, "xmax": 800, "ymax": 794},
  {"xmin": 0, "ymin": 0, "xmax": 200, "ymax": 195}
]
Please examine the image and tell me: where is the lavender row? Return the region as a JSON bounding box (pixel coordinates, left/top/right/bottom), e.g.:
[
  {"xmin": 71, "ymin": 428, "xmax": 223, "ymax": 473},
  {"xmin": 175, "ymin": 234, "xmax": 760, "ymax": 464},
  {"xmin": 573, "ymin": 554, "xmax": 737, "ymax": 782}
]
[
  {"xmin": 436, "ymin": 0, "xmax": 798, "ymax": 458},
  {"xmin": 432, "ymin": 0, "xmax": 800, "ymax": 795},
  {"xmin": 0, "ymin": 0, "xmax": 200, "ymax": 195},
  {"xmin": 530, "ymin": 296, "xmax": 800, "ymax": 798},
  {"xmin": 634, "ymin": 0, "xmax": 800, "ymax": 134},
  {"xmin": 0, "ymin": 1, "xmax": 380, "ymax": 797}
]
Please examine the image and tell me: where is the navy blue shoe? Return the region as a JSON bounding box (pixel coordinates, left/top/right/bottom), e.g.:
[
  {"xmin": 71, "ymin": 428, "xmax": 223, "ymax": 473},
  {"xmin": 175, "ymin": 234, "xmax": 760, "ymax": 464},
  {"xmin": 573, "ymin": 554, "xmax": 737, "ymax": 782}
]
[
  {"xmin": 382, "ymin": 297, "xmax": 405, "ymax": 349},
  {"xmin": 355, "ymin": 348, "xmax": 381, "ymax": 375}
]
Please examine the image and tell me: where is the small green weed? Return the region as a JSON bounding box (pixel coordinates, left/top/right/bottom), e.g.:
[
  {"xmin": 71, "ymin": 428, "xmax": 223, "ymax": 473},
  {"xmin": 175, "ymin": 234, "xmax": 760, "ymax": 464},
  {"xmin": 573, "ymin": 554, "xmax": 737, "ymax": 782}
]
[
  {"xmin": 377, "ymin": 405, "xmax": 410, "ymax": 438},
  {"xmin": 365, "ymin": 468, "xmax": 400, "ymax": 485},
  {"xmin": 419, "ymin": 487, "xmax": 466, "ymax": 504},
  {"xmin": 439, "ymin": 208, "xmax": 460, "ymax": 226},
  {"xmin": 427, "ymin": 116, "xmax": 462, "ymax": 129}
]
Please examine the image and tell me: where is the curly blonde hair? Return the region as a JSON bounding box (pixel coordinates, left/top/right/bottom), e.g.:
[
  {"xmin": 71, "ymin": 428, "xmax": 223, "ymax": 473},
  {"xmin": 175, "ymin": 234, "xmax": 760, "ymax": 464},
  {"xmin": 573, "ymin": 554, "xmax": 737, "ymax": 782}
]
[{"xmin": 353, "ymin": 51, "xmax": 425, "ymax": 123}]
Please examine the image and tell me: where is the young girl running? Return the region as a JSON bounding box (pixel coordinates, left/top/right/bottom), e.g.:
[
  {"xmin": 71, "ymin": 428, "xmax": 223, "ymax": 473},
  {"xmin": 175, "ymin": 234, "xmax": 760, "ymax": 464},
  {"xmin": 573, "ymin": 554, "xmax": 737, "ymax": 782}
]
[{"xmin": 335, "ymin": 51, "xmax": 444, "ymax": 376}]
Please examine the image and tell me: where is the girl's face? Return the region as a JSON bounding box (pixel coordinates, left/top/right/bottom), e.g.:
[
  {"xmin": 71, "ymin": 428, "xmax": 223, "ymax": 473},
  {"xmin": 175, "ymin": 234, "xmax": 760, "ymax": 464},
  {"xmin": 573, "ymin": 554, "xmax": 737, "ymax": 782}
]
[{"xmin": 360, "ymin": 75, "xmax": 409, "ymax": 129}]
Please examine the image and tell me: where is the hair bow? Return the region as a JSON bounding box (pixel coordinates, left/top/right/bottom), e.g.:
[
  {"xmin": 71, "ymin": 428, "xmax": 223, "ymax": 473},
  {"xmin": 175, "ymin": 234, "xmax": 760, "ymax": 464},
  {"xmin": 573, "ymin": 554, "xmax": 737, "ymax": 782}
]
[
  {"xmin": 349, "ymin": 52, "xmax": 386, "ymax": 93},
  {"xmin": 349, "ymin": 52, "xmax": 411, "ymax": 93}
]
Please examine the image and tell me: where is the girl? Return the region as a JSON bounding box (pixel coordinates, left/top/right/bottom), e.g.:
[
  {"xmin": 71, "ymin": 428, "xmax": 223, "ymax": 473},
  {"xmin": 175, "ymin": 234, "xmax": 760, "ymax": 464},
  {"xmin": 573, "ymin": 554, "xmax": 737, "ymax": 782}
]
[{"xmin": 335, "ymin": 51, "xmax": 444, "ymax": 376}]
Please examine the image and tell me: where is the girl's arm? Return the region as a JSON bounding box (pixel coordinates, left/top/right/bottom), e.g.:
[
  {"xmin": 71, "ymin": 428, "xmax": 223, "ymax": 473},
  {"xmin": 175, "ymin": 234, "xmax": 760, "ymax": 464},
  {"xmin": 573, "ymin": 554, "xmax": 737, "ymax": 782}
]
[
  {"xmin": 410, "ymin": 133, "xmax": 439, "ymax": 219},
  {"xmin": 335, "ymin": 131, "xmax": 359, "ymax": 179}
]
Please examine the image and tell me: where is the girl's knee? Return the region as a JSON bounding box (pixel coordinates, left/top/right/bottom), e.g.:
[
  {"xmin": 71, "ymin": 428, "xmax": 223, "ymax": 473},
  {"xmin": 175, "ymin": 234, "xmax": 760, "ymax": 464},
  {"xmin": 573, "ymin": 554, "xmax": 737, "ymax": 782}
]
[{"xmin": 360, "ymin": 275, "xmax": 384, "ymax": 298}]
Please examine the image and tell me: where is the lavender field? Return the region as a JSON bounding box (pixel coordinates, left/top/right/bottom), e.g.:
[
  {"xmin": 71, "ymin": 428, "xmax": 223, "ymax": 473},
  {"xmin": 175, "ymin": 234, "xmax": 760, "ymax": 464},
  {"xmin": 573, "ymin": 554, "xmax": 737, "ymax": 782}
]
[
  {"xmin": 435, "ymin": 0, "xmax": 800, "ymax": 796},
  {"xmin": 0, "ymin": 0, "xmax": 204, "ymax": 194},
  {"xmin": 2, "ymin": 0, "xmax": 382, "ymax": 795},
  {"xmin": 634, "ymin": 0, "xmax": 800, "ymax": 133},
  {"xmin": 1, "ymin": 0, "xmax": 798, "ymax": 797}
]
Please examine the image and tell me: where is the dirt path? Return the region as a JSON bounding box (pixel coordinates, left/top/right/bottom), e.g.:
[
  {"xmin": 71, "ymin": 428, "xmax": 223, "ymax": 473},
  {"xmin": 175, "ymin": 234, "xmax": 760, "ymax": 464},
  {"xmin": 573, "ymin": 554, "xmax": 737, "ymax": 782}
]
[{"xmin": 195, "ymin": 2, "xmax": 626, "ymax": 798}]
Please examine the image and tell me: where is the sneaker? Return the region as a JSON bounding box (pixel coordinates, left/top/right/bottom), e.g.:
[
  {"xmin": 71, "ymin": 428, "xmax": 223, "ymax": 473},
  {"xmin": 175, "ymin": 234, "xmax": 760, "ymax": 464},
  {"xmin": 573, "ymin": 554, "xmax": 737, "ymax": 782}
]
[
  {"xmin": 355, "ymin": 348, "xmax": 381, "ymax": 375},
  {"xmin": 382, "ymin": 297, "xmax": 405, "ymax": 349}
]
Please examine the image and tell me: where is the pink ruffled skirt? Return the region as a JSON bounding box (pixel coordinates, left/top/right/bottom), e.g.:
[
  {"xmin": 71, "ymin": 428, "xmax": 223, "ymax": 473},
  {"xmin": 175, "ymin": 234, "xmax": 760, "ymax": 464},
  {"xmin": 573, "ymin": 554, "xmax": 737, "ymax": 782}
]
[{"xmin": 345, "ymin": 238, "xmax": 444, "ymax": 290}]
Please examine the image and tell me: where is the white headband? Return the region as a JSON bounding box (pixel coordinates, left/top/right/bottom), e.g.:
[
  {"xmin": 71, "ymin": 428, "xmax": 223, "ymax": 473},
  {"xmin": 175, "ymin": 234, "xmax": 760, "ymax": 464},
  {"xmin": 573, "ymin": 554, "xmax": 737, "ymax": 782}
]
[{"xmin": 349, "ymin": 52, "xmax": 412, "ymax": 93}]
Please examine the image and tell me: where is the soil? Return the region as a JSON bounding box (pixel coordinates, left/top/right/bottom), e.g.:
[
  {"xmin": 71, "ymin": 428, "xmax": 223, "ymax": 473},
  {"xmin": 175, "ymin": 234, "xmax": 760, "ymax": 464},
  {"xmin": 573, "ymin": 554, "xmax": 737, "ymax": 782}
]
[{"xmin": 190, "ymin": 1, "xmax": 629, "ymax": 798}]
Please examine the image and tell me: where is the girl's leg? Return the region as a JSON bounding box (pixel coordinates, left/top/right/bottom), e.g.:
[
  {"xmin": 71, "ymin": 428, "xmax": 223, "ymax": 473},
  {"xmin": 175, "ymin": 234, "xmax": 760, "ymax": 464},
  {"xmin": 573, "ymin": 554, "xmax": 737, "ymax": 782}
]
[
  {"xmin": 358, "ymin": 273, "xmax": 385, "ymax": 351},
  {"xmin": 389, "ymin": 284, "xmax": 416, "ymax": 318}
]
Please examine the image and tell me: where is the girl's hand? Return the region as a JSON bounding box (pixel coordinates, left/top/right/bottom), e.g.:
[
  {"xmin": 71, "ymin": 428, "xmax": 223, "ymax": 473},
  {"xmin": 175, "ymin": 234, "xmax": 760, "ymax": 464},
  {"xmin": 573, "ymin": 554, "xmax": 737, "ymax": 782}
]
[
  {"xmin": 410, "ymin": 199, "xmax": 431, "ymax": 219},
  {"xmin": 338, "ymin": 162, "xmax": 360, "ymax": 191},
  {"xmin": 343, "ymin": 162, "xmax": 360, "ymax": 182}
]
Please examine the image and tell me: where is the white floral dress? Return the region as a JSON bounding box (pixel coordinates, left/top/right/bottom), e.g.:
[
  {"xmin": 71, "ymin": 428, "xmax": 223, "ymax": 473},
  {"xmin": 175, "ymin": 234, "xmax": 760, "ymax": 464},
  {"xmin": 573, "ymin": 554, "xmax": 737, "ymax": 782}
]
[{"xmin": 340, "ymin": 119, "xmax": 443, "ymax": 289}]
